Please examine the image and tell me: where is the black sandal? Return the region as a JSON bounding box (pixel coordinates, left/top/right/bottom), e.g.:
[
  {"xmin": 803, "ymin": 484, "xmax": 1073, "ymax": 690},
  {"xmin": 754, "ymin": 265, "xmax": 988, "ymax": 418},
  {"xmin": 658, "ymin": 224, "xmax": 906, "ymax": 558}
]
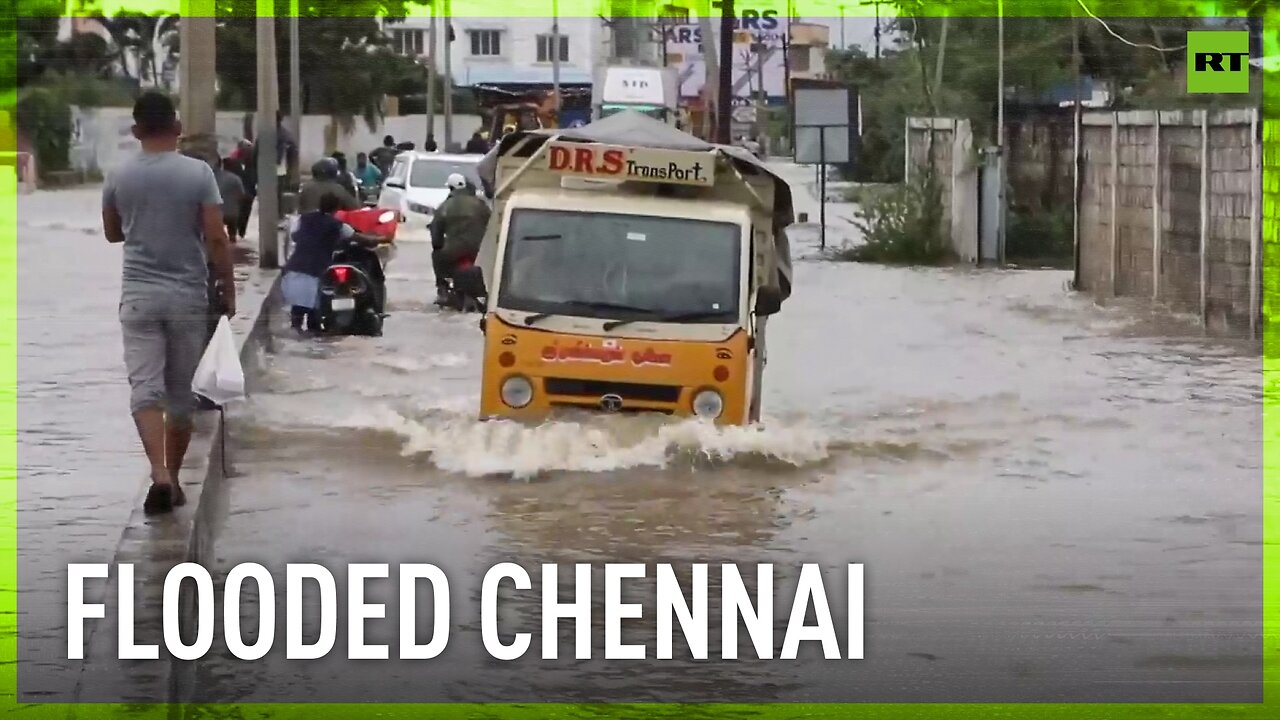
[{"xmin": 143, "ymin": 483, "xmax": 174, "ymax": 515}]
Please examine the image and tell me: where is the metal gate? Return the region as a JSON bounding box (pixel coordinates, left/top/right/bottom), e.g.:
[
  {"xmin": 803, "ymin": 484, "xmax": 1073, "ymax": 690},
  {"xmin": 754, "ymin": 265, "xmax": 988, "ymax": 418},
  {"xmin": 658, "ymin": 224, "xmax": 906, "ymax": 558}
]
[{"xmin": 978, "ymin": 147, "xmax": 1003, "ymax": 265}]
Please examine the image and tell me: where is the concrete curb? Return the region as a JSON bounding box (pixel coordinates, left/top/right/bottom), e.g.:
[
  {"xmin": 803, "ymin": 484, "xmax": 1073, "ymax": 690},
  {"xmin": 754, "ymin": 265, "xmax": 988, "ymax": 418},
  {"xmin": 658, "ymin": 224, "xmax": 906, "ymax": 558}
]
[{"xmin": 69, "ymin": 270, "xmax": 281, "ymax": 708}]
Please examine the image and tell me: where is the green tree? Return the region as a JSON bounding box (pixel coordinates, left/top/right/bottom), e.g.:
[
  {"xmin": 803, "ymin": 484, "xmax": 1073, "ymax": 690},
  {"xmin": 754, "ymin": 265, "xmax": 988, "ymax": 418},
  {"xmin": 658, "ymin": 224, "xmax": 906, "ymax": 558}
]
[{"xmin": 213, "ymin": 0, "xmax": 426, "ymax": 130}]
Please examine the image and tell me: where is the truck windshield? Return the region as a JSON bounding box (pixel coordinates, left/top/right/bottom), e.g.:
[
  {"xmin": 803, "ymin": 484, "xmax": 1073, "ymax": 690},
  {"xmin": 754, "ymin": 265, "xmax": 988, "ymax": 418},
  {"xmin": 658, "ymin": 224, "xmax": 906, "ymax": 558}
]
[{"xmin": 498, "ymin": 209, "xmax": 741, "ymax": 324}]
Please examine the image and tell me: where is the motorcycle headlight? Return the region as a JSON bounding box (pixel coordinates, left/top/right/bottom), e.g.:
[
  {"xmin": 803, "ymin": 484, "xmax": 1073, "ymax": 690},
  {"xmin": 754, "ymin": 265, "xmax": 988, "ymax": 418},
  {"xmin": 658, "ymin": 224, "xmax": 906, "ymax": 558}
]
[
  {"xmin": 408, "ymin": 202, "xmax": 434, "ymax": 215},
  {"xmin": 500, "ymin": 375, "xmax": 534, "ymax": 409},
  {"xmin": 691, "ymin": 389, "xmax": 723, "ymax": 419}
]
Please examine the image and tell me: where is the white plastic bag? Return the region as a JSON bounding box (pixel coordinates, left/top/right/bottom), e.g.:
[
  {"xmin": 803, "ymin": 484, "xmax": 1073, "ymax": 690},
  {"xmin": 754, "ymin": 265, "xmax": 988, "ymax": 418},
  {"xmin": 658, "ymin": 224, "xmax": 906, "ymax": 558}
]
[{"xmin": 193, "ymin": 316, "xmax": 245, "ymax": 405}]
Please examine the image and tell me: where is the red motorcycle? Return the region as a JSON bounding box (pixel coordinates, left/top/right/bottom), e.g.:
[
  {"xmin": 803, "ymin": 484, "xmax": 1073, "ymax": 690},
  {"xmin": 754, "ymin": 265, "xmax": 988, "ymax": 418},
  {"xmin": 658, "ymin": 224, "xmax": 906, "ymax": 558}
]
[
  {"xmin": 317, "ymin": 209, "xmax": 398, "ymax": 336},
  {"xmin": 335, "ymin": 207, "xmax": 398, "ymax": 242}
]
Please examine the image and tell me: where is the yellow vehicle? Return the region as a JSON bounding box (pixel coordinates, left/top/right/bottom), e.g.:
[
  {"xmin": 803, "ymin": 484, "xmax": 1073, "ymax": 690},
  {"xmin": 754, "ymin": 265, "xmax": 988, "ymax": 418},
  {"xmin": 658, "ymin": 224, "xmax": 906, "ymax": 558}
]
[{"xmin": 471, "ymin": 111, "xmax": 794, "ymax": 425}]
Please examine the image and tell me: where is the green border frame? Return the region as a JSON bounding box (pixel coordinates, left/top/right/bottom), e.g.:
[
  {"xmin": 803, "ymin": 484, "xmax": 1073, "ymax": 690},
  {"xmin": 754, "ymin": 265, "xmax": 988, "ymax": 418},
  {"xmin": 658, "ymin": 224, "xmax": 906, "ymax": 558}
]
[{"xmin": 3, "ymin": 0, "xmax": 1277, "ymax": 717}]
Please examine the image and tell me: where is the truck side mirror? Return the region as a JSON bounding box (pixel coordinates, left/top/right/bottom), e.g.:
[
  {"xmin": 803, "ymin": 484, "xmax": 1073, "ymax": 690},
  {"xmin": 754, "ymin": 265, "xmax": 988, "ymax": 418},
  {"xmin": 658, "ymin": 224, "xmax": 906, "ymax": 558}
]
[{"xmin": 754, "ymin": 286, "xmax": 782, "ymax": 316}]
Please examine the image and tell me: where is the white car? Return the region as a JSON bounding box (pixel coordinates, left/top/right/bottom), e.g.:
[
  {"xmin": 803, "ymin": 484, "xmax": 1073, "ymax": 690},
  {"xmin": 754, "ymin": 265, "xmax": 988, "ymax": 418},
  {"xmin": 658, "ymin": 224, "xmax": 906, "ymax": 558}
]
[{"xmin": 376, "ymin": 152, "xmax": 486, "ymax": 241}]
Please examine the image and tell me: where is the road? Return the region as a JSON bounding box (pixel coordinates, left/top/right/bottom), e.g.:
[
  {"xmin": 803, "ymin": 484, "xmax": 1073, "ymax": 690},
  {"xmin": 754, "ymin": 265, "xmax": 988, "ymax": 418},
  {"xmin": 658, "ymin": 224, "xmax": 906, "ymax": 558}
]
[{"xmin": 16, "ymin": 166, "xmax": 1261, "ymax": 703}]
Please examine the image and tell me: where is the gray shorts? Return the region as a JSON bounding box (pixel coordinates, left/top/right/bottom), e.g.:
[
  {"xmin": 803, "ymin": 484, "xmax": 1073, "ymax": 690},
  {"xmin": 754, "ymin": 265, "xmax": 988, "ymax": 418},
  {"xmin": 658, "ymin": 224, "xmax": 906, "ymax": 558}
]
[{"xmin": 119, "ymin": 293, "xmax": 209, "ymax": 424}]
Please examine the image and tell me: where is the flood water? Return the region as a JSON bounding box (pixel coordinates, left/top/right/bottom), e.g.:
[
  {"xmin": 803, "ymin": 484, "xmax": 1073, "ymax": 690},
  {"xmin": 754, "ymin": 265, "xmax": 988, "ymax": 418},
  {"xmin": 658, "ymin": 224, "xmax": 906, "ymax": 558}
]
[{"xmin": 188, "ymin": 164, "xmax": 1262, "ymax": 703}]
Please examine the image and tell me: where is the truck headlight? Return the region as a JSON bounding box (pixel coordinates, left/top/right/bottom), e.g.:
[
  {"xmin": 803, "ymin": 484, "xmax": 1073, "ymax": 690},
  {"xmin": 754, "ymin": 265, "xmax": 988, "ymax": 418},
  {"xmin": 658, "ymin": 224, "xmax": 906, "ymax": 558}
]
[
  {"xmin": 500, "ymin": 375, "xmax": 533, "ymax": 408},
  {"xmin": 692, "ymin": 389, "xmax": 723, "ymax": 419}
]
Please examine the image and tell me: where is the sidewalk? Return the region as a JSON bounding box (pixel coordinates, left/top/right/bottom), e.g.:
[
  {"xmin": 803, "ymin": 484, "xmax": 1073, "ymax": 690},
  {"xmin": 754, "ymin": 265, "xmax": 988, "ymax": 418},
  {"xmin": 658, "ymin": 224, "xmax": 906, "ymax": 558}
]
[{"xmin": 15, "ymin": 185, "xmax": 280, "ymax": 704}]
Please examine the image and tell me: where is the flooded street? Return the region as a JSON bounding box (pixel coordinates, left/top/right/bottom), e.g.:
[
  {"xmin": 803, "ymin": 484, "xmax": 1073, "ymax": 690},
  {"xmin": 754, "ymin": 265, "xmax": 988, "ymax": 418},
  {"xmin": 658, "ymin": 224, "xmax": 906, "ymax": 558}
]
[{"xmin": 190, "ymin": 164, "xmax": 1262, "ymax": 703}]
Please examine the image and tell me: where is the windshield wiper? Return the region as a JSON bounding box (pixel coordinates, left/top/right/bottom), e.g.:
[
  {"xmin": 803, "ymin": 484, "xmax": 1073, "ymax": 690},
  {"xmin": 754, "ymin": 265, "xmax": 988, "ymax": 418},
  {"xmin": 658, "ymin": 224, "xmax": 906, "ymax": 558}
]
[
  {"xmin": 525, "ymin": 301, "xmax": 652, "ymax": 327},
  {"xmin": 603, "ymin": 310, "xmax": 732, "ymax": 331}
]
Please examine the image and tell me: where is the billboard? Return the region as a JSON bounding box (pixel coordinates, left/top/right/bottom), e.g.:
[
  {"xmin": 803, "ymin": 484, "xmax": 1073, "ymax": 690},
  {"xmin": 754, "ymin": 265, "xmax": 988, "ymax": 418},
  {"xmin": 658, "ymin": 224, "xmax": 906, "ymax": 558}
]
[{"xmin": 661, "ymin": 9, "xmax": 788, "ymax": 103}]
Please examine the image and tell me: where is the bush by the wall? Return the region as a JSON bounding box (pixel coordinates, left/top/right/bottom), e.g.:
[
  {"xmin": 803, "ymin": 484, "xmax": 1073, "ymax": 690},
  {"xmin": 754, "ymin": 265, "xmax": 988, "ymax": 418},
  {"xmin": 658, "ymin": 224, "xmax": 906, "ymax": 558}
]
[
  {"xmin": 17, "ymin": 88, "xmax": 72, "ymax": 177},
  {"xmin": 1006, "ymin": 206, "xmax": 1072, "ymax": 265},
  {"xmin": 833, "ymin": 170, "xmax": 953, "ymax": 265}
]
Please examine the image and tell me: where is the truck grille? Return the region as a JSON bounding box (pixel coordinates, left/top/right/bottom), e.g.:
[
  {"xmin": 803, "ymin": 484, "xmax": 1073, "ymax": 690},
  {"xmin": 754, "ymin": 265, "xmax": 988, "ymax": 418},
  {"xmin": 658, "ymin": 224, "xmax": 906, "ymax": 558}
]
[{"xmin": 543, "ymin": 378, "xmax": 681, "ymax": 404}]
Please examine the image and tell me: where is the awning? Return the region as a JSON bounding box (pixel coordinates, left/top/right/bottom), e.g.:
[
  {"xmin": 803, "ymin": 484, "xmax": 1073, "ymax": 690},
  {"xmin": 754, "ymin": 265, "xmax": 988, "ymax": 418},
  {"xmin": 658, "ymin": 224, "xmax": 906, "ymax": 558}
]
[{"xmin": 458, "ymin": 65, "xmax": 594, "ymax": 87}]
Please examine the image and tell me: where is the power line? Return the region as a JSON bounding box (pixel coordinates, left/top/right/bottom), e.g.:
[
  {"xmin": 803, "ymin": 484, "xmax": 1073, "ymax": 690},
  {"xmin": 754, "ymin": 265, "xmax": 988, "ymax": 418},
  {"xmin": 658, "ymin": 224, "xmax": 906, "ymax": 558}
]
[{"xmin": 1074, "ymin": 0, "xmax": 1187, "ymax": 52}]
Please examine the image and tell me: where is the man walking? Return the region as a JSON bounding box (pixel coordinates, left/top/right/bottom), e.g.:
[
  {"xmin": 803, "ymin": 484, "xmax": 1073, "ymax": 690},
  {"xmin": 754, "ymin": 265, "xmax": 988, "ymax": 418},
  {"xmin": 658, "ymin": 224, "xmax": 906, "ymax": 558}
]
[{"xmin": 102, "ymin": 92, "xmax": 237, "ymax": 515}]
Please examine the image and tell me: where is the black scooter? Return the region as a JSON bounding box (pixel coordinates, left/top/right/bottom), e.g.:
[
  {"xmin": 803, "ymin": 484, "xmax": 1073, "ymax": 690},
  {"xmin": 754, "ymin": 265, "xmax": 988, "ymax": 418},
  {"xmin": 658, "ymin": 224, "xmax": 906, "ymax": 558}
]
[
  {"xmin": 318, "ymin": 242, "xmax": 387, "ymax": 336},
  {"xmin": 434, "ymin": 262, "xmax": 486, "ymax": 313}
]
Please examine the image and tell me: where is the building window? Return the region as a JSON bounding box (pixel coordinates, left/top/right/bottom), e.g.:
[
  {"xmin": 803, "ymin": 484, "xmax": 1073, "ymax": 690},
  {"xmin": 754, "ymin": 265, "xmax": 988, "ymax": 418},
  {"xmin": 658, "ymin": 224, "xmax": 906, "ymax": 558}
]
[
  {"xmin": 536, "ymin": 34, "xmax": 569, "ymax": 63},
  {"xmin": 392, "ymin": 29, "xmax": 424, "ymax": 57},
  {"xmin": 469, "ymin": 29, "xmax": 501, "ymax": 57}
]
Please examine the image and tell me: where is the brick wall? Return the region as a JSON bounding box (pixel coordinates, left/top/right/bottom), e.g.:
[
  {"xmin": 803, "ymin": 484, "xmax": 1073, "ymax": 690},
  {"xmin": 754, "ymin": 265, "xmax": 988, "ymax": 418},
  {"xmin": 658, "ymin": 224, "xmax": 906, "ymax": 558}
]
[{"xmin": 1076, "ymin": 109, "xmax": 1262, "ymax": 337}]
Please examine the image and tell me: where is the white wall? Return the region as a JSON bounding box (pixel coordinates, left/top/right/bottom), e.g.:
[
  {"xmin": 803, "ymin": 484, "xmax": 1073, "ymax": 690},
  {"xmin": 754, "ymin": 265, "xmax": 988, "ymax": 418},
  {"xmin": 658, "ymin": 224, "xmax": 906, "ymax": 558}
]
[{"xmin": 68, "ymin": 106, "xmax": 482, "ymax": 176}]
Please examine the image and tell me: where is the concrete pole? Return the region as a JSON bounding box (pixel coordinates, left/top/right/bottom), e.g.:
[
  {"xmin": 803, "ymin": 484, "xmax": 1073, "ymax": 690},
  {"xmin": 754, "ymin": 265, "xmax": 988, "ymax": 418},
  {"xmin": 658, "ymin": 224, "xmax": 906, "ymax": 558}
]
[
  {"xmin": 442, "ymin": 0, "xmax": 454, "ymax": 149},
  {"xmin": 178, "ymin": 2, "xmax": 217, "ymax": 140},
  {"xmin": 552, "ymin": 0, "xmax": 562, "ymax": 118},
  {"xmin": 698, "ymin": 7, "xmax": 719, "ymax": 140},
  {"xmin": 289, "ymin": 0, "xmax": 301, "ymax": 191},
  {"xmin": 427, "ymin": 4, "xmax": 437, "ymax": 141},
  {"xmin": 716, "ymin": 0, "xmax": 735, "ymax": 144},
  {"xmin": 256, "ymin": 2, "xmax": 280, "ymax": 269}
]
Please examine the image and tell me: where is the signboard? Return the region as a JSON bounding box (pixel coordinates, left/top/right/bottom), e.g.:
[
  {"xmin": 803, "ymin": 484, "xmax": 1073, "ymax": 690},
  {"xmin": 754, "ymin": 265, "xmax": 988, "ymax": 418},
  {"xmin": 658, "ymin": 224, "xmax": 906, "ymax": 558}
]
[
  {"xmin": 663, "ymin": 11, "xmax": 787, "ymax": 102},
  {"xmin": 544, "ymin": 141, "xmax": 716, "ymax": 187},
  {"xmin": 601, "ymin": 68, "xmax": 668, "ymax": 105},
  {"xmin": 732, "ymin": 106, "xmax": 757, "ymax": 124},
  {"xmin": 792, "ymin": 84, "xmax": 859, "ymax": 165}
]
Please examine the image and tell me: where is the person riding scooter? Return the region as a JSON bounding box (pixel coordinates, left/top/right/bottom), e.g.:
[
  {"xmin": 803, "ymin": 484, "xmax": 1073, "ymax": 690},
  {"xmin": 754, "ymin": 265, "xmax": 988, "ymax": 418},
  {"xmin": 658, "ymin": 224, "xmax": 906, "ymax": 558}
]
[
  {"xmin": 429, "ymin": 173, "xmax": 491, "ymax": 306},
  {"xmin": 298, "ymin": 158, "xmax": 360, "ymax": 214},
  {"xmin": 283, "ymin": 192, "xmax": 388, "ymax": 332}
]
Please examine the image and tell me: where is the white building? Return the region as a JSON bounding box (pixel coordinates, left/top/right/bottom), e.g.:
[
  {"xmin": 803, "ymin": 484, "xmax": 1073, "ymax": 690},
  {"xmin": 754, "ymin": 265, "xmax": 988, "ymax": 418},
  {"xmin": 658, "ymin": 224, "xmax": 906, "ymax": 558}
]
[{"xmin": 385, "ymin": 15, "xmax": 603, "ymax": 87}]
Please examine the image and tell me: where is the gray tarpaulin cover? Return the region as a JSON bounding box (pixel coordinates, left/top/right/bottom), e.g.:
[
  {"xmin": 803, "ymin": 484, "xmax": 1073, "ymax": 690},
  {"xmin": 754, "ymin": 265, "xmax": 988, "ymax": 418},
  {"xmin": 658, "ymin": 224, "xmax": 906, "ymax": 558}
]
[{"xmin": 476, "ymin": 111, "xmax": 793, "ymax": 298}]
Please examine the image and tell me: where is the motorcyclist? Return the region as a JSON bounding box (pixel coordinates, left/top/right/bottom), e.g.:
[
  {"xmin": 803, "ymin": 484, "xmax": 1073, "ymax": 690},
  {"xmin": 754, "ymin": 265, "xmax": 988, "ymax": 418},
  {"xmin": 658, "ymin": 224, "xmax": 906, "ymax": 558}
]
[
  {"xmin": 282, "ymin": 191, "xmax": 388, "ymax": 332},
  {"xmin": 354, "ymin": 152, "xmax": 383, "ymax": 203},
  {"xmin": 331, "ymin": 151, "xmax": 359, "ymax": 198},
  {"xmin": 429, "ymin": 172, "xmax": 491, "ymax": 305},
  {"xmin": 370, "ymin": 135, "xmax": 398, "ymax": 176},
  {"xmin": 297, "ymin": 158, "xmax": 359, "ymax": 214}
]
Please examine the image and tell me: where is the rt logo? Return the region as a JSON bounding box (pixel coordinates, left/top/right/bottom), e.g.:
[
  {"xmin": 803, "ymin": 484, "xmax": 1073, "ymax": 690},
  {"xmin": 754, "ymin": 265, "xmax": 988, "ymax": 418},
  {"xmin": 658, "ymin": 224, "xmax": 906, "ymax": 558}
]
[{"xmin": 1187, "ymin": 31, "xmax": 1250, "ymax": 94}]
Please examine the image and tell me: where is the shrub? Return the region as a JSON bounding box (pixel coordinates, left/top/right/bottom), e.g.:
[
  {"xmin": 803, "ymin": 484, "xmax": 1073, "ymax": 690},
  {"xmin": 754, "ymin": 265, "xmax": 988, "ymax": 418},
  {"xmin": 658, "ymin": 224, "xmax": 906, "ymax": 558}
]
[
  {"xmin": 834, "ymin": 170, "xmax": 953, "ymax": 265},
  {"xmin": 1006, "ymin": 206, "xmax": 1072, "ymax": 264},
  {"xmin": 17, "ymin": 87, "xmax": 72, "ymax": 177}
]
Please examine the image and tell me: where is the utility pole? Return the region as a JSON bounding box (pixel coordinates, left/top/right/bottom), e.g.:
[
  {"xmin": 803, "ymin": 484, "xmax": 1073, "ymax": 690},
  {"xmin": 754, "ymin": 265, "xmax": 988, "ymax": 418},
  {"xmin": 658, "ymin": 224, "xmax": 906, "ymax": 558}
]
[
  {"xmin": 288, "ymin": 0, "xmax": 301, "ymax": 193},
  {"xmin": 552, "ymin": 0, "xmax": 562, "ymax": 120},
  {"xmin": 933, "ymin": 9, "xmax": 949, "ymax": 100},
  {"xmin": 426, "ymin": 2, "xmax": 437, "ymax": 141},
  {"xmin": 859, "ymin": 0, "xmax": 883, "ymax": 59},
  {"xmin": 782, "ymin": 1, "xmax": 791, "ymax": 152},
  {"xmin": 996, "ymin": 0, "xmax": 1006, "ymax": 264},
  {"xmin": 839, "ymin": 4, "xmax": 846, "ymax": 49},
  {"xmin": 442, "ymin": 0, "xmax": 453, "ymax": 150},
  {"xmin": 1071, "ymin": 13, "xmax": 1082, "ymax": 288},
  {"xmin": 698, "ymin": 6, "xmax": 719, "ymax": 140},
  {"xmin": 255, "ymin": 0, "xmax": 280, "ymax": 269},
  {"xmin": 178, "ymin": 1, "xmax": 216, "ymax": 148},
  {"xmin": 752, "ymin": 42, "xmax": 765, "ymax": 147},
  {"xmin": 716, "ymin": 0, "xmax": 735, "ymax": 144}
]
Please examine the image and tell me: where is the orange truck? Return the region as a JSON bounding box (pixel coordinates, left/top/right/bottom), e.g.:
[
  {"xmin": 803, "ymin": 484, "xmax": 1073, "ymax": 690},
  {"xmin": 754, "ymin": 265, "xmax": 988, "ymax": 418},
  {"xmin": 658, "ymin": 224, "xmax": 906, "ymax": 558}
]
[{"xmin": 472, "ymin": 112, "xmax": 794, "ymax": 425}]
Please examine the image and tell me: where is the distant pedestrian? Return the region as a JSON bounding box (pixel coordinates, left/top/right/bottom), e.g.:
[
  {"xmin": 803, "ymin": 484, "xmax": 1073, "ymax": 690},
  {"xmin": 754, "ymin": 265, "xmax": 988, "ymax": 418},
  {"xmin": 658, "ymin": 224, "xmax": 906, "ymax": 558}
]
[
  {"xmin": 218, "ymin": 159, "xmax": 246, "ymax": 243},
  {"xmin": 101, "ymin": 91, "xmax": 237, "ymax": 515},
  {"xmin": 370, "ymin": 134, "xmax": 398, "ymax": 176},
  {"xmin": 231, "ymin": 139, "xmax": 256, "ymax": 237}
]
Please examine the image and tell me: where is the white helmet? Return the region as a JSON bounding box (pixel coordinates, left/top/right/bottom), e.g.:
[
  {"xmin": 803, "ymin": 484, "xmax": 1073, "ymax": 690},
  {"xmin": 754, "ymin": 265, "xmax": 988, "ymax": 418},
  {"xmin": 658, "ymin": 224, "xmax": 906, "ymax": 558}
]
[{"xmin": 446, "ymin": 173, "xmax": 467, "ymax": 190}]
